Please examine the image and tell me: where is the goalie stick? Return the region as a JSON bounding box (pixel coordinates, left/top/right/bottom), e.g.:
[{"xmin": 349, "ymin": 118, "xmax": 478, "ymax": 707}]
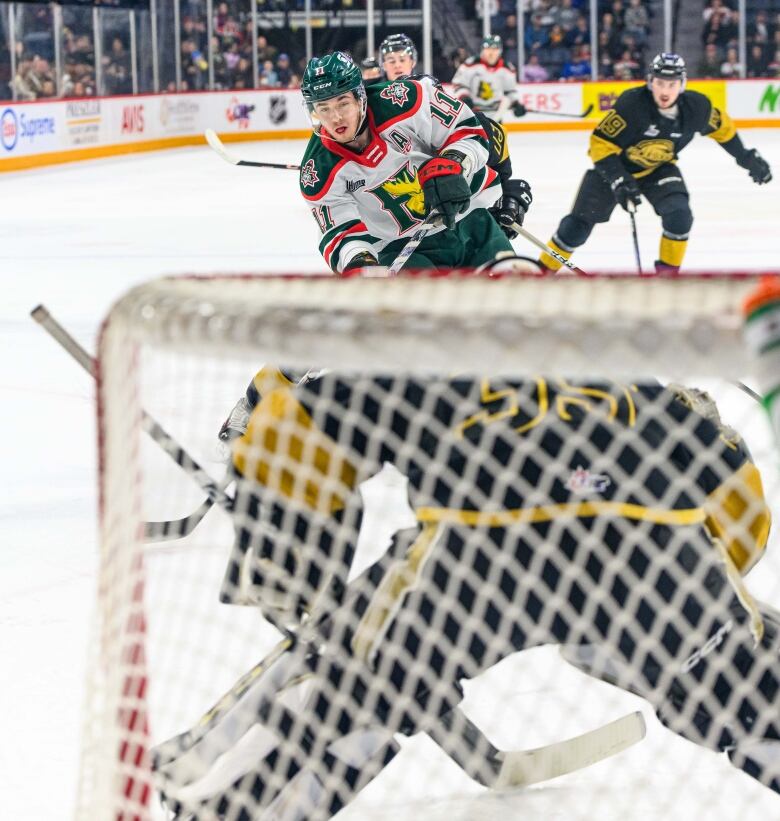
[
  {"xmin": 154, "ymin": 584, "xmax": 647, "ymax": 810},
  {"xmin": 30, "ymin": 305, "xmax": 234, "ymax": 540}
]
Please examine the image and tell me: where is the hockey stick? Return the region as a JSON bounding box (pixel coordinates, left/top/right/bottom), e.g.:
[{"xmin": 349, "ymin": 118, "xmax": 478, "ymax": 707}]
[
  {"xmin": 524, "ymin": 103, "xmax": 594, "ymax": 119},
  {"xmin": 205, "ymin": 128, "xmax": 301, "ymax": 170},
  {"xmin": 628, "ymin": 203, "xmax": 642, "ymax": 275},
  {"xmin": 430, "ymin": 707, "xmax": 646, "ymax": 789},
  {"xmin": 386, "ymin": 213, "xmax": 438, "ymax": 276},
  {"xmin": 31, "ymin": 305, "xmax": 233, "ymax": 539},
  {"xmin": 509, "ymin": 222, "xmax": 592, "ymax": 276}
]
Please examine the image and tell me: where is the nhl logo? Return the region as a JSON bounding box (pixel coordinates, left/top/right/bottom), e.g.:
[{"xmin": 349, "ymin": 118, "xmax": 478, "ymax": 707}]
[
  {"xmin": 269, "ymin": 95, "xmax": 287, "ymax": 125},
  {"xmin": 315, "ymin": 66, "xmax": 325, "ymax": 76}
]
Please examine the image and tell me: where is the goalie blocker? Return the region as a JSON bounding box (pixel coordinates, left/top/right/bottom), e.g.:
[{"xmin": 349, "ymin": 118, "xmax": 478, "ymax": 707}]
[{"xmin": 154, "ymin": 368, "xmax": 777, "ymax": 819}]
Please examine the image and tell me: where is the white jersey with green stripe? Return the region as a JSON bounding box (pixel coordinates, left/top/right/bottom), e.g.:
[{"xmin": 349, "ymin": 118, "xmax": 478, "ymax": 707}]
[{"xmin": 299, "ymin": 77, "xmax": 501, "ymax": 273}]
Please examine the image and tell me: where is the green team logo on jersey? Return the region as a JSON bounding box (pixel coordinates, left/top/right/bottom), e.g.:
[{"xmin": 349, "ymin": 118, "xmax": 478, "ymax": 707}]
[{"xmin": 368, "ymin": 162, "xmax": 425, "ymax": 233}]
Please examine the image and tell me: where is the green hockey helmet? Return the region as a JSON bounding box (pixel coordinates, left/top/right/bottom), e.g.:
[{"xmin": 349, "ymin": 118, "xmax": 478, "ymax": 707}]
[
  {"xmin": 301, "ymin": 52, "xmax": 367, "ymax": 136},
  {"xmin": 481, "ymin": 34, "xmax": 503, "ymax": 51},
  {"xmin": 301, "ymin": 52, "xmax": 364, "ymax": 106}
]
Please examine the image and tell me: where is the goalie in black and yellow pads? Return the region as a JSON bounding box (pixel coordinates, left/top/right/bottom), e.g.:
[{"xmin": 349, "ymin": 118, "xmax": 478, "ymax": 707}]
[
  {"xmin": 539, "ymin": 53, "xmax": 772, "ymax": 274},
  {"xmin": 151, "ymin": 366, "xmax": 780, "ymax": 820}
]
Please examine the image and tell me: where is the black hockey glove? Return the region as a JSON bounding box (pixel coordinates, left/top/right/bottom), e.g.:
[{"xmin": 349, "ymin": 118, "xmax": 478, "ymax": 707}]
[
  {"xmin": 342, "ymin": 251, "xmax": 380, "ymax": 273},
  {"xmin": 488, "ymin": 178, "xmax": 533, "ymax": 239},
  {"xmin": 418, "ymin": 152, "xmax": 471, "ymax": 230},
  {"xmin": 610, "ymin": 174, "xmax": 642, "ymax": 212},
  {"xmin": 739, "ymin": 148, "xmax": 772, "ymax": 185},
  {"xmin": 512, "ymin": 101, "xmax": 527, "ymax": 117}
]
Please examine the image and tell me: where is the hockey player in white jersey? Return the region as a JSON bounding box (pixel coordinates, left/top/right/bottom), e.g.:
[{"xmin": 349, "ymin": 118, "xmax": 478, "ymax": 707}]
[
  {"xmin": 374, "ymin": 33, "xmax": 534, "ymax": 246},
  {"xmin": 299, "ymin": 51, "xmax": 519, "ymax": 273},
  {"xmin": 451, "ymin": 34, "xmax": 527, "ymax": 122}
]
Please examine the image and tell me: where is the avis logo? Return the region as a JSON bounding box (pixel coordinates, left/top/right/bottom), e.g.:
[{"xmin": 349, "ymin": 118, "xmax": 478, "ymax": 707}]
[
  {"xmin": 681, "ymin": 620, "xmax": 733, "ymax": 673},
  {"xmin": 121, "ymin": 104, "xmax": 144, "ymax": 134},
  {"xmin": 1, "ymin": 108, "xmax": 18, "ymax": 151},
  {"xmin": 565, "ymin": 466, "xmax": 611, "ymax": 494},
  {"xmin": 226, "ymin": 98, "xmax": 255, "ymax": 129}
]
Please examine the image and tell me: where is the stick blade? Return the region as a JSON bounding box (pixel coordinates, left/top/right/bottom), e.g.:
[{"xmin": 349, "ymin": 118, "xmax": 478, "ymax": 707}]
[
  {"xmin": 205, "ymin": 129, "xmax": 238, "ymax": 164},
  {"xmin": 495, "ymin": 710, "xmax": 646, "ymax": 789}
]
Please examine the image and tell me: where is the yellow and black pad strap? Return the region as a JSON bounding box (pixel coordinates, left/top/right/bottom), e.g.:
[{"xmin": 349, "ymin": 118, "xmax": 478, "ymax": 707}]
[
  {"xmin": 703, "ymin": 460, "xmax": 771, "ymax": 576},
  {"xmin": 233, "ymin": 379, "xmax": 359, "ymax": 515}
]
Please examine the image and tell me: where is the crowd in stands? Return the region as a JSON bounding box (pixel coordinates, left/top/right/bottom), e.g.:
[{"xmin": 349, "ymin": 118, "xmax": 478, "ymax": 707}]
[
  {"xmin": 6, "ymin": 0, "xmax": 780, "ymax": 100},
  {"xmin": 698, "ymin": 0, "xmax": 780, "ymax": 77},
  {"xmin": 472, "ymin": 0, "xmax": 652, "ymax": 81}
]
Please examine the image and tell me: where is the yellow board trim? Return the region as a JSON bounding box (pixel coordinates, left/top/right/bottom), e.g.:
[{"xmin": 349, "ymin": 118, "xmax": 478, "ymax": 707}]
[
  {"xmin": 0, "ymin": 128, "xmax": 311, "ymax": 172},
  {"xmin": 2, "ymin": 118, "xmax": 777, "ymax": 173},
  {"xmin": 416, "ymin": 501, "xmax": 706, "ymax": 527}
]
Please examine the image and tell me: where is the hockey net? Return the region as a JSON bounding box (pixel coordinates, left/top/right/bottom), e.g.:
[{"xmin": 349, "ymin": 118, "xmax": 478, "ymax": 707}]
[{"xmin": 79, "ymin": 272, "xmax": 780, "ymax": 821}]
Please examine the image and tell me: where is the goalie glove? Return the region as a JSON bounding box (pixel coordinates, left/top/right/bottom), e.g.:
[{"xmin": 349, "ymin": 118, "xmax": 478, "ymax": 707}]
[{"xmin": 488, "ymin": 179, "xmax": 533, "ymax": 239}]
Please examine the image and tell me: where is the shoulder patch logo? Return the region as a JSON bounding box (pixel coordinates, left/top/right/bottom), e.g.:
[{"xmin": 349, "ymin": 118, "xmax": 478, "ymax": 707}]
[
  {"xmin": 597, "ymin": 109, "xmax": 627, "ymax": 138},
  {"xmin": 301, "ymin": 158, "xmax": 320, "ymax": 188},
  {"xmin": 380, "ymin": 82, "xmax": 410, "ymax": 108}
]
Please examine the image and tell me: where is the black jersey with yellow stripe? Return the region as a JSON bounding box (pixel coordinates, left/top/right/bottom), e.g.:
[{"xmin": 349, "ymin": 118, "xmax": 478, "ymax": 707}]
[
  {"xmin": 589, "ymin": 86, "xmax": 739, "ymax": 179},
  {"xmin": 232, "ymin": 372, "xmax": 769, "ymax": 576}
]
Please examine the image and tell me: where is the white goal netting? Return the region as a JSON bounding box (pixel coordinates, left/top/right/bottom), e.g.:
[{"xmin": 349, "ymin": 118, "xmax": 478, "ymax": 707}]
[{"xmin": 78, "ymin": 272, "xmax": 780, "ymax": 821}]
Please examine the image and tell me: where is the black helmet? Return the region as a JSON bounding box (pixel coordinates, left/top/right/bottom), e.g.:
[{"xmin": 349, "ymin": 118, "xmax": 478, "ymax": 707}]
[
  {"xmin": 648, "ymin": 52, "xmax": 686, "ymax": 82},
  {"xmin": 379, "ymin": 33, "xmax": 418, "ymax": 64}
]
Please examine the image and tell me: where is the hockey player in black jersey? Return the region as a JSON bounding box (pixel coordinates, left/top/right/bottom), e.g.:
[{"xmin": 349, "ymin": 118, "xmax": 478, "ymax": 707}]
[{"xmin": 539, "ymin": 53, "xmax": 772, "ymax": 274}]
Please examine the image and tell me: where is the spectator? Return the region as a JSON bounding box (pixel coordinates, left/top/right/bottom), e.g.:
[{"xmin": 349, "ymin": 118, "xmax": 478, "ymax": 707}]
[
  {"xmin": 525, "ymin": 14, "xmax": 551, "ymax": 52},
  {"xmin": 623, "ymin": 0, "xmax": 650, "ymax": 44},
  {"xmin": 697, "ymin": 42, "xmax": 722, "ymax": 77},
  {"xmin": 10, "ymin": 60, "xmax": 37, "ymax": 100},
  {"xmin": 597, "ymin": 32, "xmax": 616, "ymax": 77},
  {"xmin": 747, "ymin": 44, "xmax": 768, "ymax": 78},
  {"xmin": 748, "ymin": 10, "xmax": 771, "ymax": 51},
  {"xmin": 702, "ymin": 0, "xmax": 736, "ymax": 49},
  {"xmin": 522, "ymin": 53, "xmax": 550, "ymax": 81},
  {"xmin": 720, "ymin": 46, "xmax": 743, "ymax": 77},
  {"xmin": 561, "ymin": 44, "xmax": 592, "ymax": 79},
  {"xmin": 554, "ymin": 0, "xmax": 580, "ymax": 31},
  {"xmin": 104, "ymin": 36, "xmax": 131, "ymax": 95},
  {"xmin": 767, "ymin": 48, "xmax": 780, "ymax": 77},
  {"xmin": 613, "ymin": 47, "xmax": 641, "ymax": 79},
  {"xmin": 601, "ymin": 12, "xmax": 624, "ymax": 59},
  {"xmin": 610, "ymin": 0, "xmax": 626, "ymax": 28},
  {"xmin": 260, "ymin": 59, "xmax": 279, "ymax": 87},
  {"xmin": 276, "ymin": 53, "xmax": 293, "ymax": 86},
  {"xmin": 257, "ymin": 35, "xmax": 278, "ymax": 64},
  {"xmin": 565, "ymin": 15, "xmax": 590, "ymax": 48}
]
